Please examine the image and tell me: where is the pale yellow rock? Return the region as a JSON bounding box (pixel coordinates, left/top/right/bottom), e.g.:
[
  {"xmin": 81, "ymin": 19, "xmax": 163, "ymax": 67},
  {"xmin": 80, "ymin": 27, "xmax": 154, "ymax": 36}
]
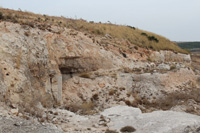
[
  {"xmin": 10, "ymin": 108, "xmax": 18, "ymax": 115},
  {"xmin": 18, "ymin": 113, "xmax": 23, "ymax": 117}
]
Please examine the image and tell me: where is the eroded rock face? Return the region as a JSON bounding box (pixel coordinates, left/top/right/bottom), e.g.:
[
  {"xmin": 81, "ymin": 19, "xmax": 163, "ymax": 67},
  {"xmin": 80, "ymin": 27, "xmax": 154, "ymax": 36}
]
[
  {"xmin": 0, "ymin": 22, "xmax": 117, "ymax": 108},
  {"xmin": 59, "ymin": 56, "xmax": 112, "ymax": 74},
  {"xmin": 0, "ymin": 21, "xmax": 197, "ymax": 111},
  {"xmin": 61, "ymin": 65, "xmax": 198, "ymax": 106},
  {"xmin": 0, "ymin": 21, "xmax": 200, "ymax": 132},
  {"xmin": 0, "ymin": 22, "xmax": 61, "ymax": 107},
  {"xmin": 150, "ymin": 50, "xmax": 191, "ymax": 63}
]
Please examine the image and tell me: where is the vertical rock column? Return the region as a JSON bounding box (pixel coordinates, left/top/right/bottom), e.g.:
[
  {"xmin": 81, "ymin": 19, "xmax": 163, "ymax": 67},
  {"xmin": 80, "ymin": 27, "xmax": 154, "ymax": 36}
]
[
  {"xmin": 46, "ymin": 74, "xmax": 62, "ymax": 105},
  {"xmin": 56, "ymin": 74, "xmax": 62, "ymax": 104}
]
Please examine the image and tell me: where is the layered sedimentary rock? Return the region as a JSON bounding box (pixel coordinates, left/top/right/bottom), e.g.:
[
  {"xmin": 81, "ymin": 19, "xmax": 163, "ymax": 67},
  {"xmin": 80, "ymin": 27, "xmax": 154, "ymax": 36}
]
[{"xmin": 0, "ymin": 21, "xmax": 200, "ymax": 132}]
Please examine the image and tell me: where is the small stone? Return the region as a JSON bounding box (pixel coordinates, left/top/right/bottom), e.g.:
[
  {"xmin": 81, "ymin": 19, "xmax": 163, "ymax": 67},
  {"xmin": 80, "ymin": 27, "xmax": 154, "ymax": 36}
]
[
  {"xmin": 98, "ymin": 83, "xmax": 105, "ymax": 88},
  {"xmin": 54, "ymin": 112, "xmax": 58, "ymax": 115},
  {"xmin": 93, "ymin": 124, "xmax": 99, "ymax": 128},
  {"xmin": 10, "ymin": 108, "xmax": 18, "ymax": 115},
  {"xmin": 18, "ymin": 113, "xmax": 23, "ymax": 117},
  {"xmin": 99, "ymin": 120, "xmax": 105, "ymax": 125},
  {"xmin": 107, "ymin": 122, "xmax": 114, "ymax": 126},
  {"xmin": 14, "ymin": 123, "xmax": 20, "ymax": 126}
]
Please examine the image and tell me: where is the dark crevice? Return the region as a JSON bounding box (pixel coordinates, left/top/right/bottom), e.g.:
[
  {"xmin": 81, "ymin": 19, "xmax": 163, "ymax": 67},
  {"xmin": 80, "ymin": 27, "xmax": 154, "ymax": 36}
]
[
  {"xmin": 59, "ymin": 67, "xmax": 80, "ymax": 74},
  {"xmin": 50, "ymin": 77, "xmax": 56, "ymax": 102}
]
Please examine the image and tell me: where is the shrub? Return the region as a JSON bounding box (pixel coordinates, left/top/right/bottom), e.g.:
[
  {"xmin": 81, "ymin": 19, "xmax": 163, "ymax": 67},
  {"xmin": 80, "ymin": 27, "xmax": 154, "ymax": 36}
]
[
  {"xmin": 79, "ymin": 73, "xmax": 91, "ymax": 78},
  {"xmin": 134, "ymin": 46, "xmax": 138, "ymax": 50},
  {"xmin": 127, "ymin": 25, "xmax": 136, "ymax": 30},
  {"xmin": 109, "ymin": 89, "xmax": 116, "ymax": 96},
  {"xmin": 120, "ymin": 126, "xmax": 136, "ymax": 132},
  {"xmin": 65, "ymin": 104, "xmax": 80, "ymax": 113},
  {"xmin": 133, "ymin": 87, "xmax": 200, "ymax": 113},
  {"xmin": 92, "ymin": 29, "xmax": 103, "ymax": 35},
  {"xmin": 149, "ymin": 46, "xmax": 154, "ymax": 49},
  {"xmin": 125, "ymin": 100, "xmax": 132, "ymax": 106},
  {"xmin": 0, "ymin": 12, "xmax": 4, "ymax": 19},
  {"xmin": 134, "ymin": 68, "xmax": 142, "ymax": 72},
  {"xmin": 105, "ymin": 129, "xmax": 119, "ymax": 133},
  {"xmin": 147, "ymin": 56, "xmax": 152, "ymax": 62},
  {"xmin": 37, "ymin": 17, "xmax": 41, "ymax": 22},
  {"xmin": 141, "ymin": 33, "xmax": 159, "ymax": 43},
  {"xmin": 81, "ymin": 102, "xmax": 96, "ymax": 115},
  {"xmin": 121, "ymin": 52, "xmax": 127, "ymax": 58},
  {"xmin": 141, "ymin": 32, "xmax": 148, "ymax": 36},
  {"xmin": 170, "ymin": 65, "xmax": 176, "ymax": 70},
  {"xmin": 18, "ymin": 90, "xmax": 51, "ymax": 118},
  {"xmin": 119, "ymin": 87, "xmax": 126, "ymax": 91},
  {"xmin": 126, "ymin": 91, "xmax": 132, "ymax": 97},
  {"xmin": 91, "ymin": 93, "xmax": 99, "ymax": 101},
  {"xmin": 123, "ymin": 67, "xmax": 133, "ymax": 73},
  {"xmin": 65, "ymin": 102, "xmax": 96, "ymax": 115},
  {"xmin": 40, "ymin": 93, "xmax": 54, "ymax": 108},
  {"xmin": 25, "ymin": 21, "xmax": 35, "ymax": 28},
  {"xmin": 148, "ymin": 36, "xmax": 159, "ymax": 43},
  {"xmin": 158, "ymin": 88, "xmax": 200, "ymax": 110},
  {"xmin": 5, "ymin": 14, "xmax": 12, "ymax": 20},
  {"xmin": 24, "ymin": 31, "xmax": 30, "ymax": 37}
]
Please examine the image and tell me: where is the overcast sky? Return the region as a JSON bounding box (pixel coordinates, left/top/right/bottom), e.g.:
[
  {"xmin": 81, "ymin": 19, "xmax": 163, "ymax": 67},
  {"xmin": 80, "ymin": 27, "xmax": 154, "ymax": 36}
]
[{"xmin": 0, "ymin": 0, "xmax": 199, "ymax": 41}]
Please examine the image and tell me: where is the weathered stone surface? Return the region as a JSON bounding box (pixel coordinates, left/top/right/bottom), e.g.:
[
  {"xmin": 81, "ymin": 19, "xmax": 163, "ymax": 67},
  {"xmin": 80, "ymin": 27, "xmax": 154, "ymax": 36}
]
[
  {"xmin": 0, "ymin": 116, "xmax": 63, "ymax": 133},
  {"xmin": 157, "ymin": 63, "xmax": 170, "ymax": 70},
  {"xmin": 10, "ymin": 108, "xmax": 18, "ymax": 115},
  {"xmin": 101, "ymin": 106, "xmax": 200, "ymax": 133},
  {"xmin": 150, "ymin": 50, "xmax": 191, "ymax": 63},
  {"xmin": 0, "ymin": 20, "xmax": 199, "ymax": 133},
  {"xmin": 0, "ymin": 21, "xmax": 196, "ymax": 109}
]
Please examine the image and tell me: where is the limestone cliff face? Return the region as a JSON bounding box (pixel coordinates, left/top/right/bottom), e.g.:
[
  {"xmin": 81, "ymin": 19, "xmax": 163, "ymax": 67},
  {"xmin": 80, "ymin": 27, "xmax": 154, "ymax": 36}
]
[
  {"xmin": 150, "ymin": 50, "xmax": 191, "ymax": 62},
  {"xmin": 0, "ymin": 21, "xmax": 124, "ymax": 108},
  {"xmin": 0, "ymin": 21, "xmax": 199, "ymax": 113}
]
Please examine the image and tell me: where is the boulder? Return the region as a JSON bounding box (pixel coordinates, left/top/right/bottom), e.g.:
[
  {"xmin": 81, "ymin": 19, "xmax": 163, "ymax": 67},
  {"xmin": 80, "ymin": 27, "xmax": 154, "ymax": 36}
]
[{"xmin": 101, "ymin": 105, "xmax": 200, "ymax": 133}]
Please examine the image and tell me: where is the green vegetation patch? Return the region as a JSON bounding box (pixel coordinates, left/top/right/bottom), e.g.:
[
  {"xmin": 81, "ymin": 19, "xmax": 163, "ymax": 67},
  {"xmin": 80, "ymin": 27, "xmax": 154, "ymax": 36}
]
[{"xmin": 177, "ymin": 42, "xmax": 200, "ymax": 52}]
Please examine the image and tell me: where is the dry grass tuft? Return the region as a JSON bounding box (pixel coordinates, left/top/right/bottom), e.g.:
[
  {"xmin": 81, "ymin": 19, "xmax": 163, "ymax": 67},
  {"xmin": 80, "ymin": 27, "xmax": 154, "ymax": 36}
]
[
  {"xmin": 105, "ymin": 129, "xmax": 119, "ymax": 133},
  {"xmin": 120, "ymin": 126, "xmax": 136, "ymax": 132},
  {"xmin": 170, "ymin": 64, "xmax": 176, "ymax": 70},
  {"xmin": 132, "ymin": 87, "xmax": 200, "ymax": 114},
  {"xmin": 65, "ymin": 101, "xmax": 96, "ymax": 115},
  {"xmin": 79, "ymin": 73, "xmax": 91, "ymax": 78},
  {"xmin": 81, "ymin": 102, "xmax": 96, "ymax": 115},
  {"xmin": 109, "ymin": 89, "xmax": 116, "ymax": 96},
  {"xmin": 16, "ymin": 49, "xmax": 22, "ymax": 69}
]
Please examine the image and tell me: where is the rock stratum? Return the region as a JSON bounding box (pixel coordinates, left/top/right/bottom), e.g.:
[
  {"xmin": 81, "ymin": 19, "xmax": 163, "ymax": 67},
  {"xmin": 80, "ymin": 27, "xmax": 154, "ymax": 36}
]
[{"xmin": 0, "ymin": 12, "xmax": 200, "ymax": 133}]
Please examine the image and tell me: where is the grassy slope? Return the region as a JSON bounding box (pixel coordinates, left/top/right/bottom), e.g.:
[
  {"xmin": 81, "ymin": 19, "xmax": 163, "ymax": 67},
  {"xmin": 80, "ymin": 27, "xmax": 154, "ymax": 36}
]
[{"xmin": 0, "ymin": 8, "xmax": 188, "ymax": 54}]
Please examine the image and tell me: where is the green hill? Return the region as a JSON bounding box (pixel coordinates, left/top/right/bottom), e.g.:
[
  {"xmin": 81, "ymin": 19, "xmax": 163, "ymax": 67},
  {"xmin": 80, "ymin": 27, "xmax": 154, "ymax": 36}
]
[{"xmin": 177, "ymin": 42, "xmax": 200, "ymax": 52}]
